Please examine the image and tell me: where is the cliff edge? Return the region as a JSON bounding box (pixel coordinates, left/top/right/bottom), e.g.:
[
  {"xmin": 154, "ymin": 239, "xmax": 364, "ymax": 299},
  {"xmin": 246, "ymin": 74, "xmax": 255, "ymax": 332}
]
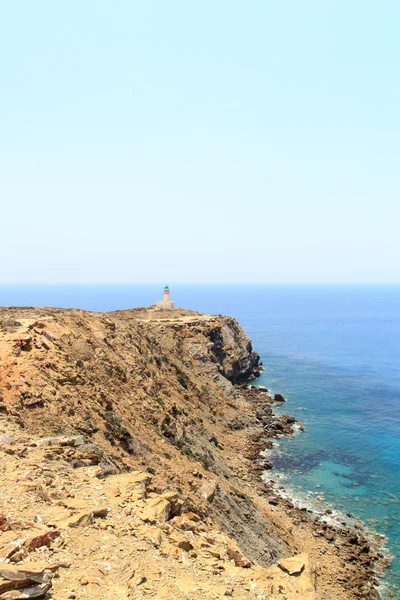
[{"xmin": 0, "ymin": 306, "xmax": 380, "ymax": 599}]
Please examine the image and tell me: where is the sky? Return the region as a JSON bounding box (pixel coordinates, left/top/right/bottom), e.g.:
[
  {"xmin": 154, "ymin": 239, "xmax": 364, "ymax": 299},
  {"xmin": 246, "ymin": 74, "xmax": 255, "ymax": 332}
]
[{"xmin": 1, "ymin": 1, "xmax": 399, "ymax": 284}]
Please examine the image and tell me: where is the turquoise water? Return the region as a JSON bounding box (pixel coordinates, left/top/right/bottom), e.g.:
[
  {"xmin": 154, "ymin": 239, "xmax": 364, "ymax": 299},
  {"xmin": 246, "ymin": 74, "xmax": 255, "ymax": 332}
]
[{"xmin": 1, "ymin": 284, "xmax": 399, "ymax": 595}]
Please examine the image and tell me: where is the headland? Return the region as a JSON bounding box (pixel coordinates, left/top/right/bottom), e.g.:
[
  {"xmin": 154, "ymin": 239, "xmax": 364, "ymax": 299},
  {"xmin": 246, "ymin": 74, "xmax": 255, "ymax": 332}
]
[{"xmin": 0, "ymin": 305, "xmax": 386, "ymax": 599}]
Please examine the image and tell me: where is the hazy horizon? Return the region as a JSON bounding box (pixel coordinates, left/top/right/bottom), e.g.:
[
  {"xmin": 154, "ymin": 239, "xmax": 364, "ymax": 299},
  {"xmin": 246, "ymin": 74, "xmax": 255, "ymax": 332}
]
[
  {"xmin": 1, "ymin": 1, "xmax": 399, "ymax": 284},
  {"xmin": 1, "ymin": 282, "xmax": 400, "ymax": 287}
]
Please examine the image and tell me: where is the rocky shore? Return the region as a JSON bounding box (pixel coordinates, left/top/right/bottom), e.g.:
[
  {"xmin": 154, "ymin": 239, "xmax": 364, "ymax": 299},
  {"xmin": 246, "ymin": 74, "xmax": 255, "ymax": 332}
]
[
  {"xmin": 240, "ymin": 386, "xmax": 388, "ymax": 599},
  {"xmin": 0, "ymin": 305, "xmax": 387, "ymax": 599}
]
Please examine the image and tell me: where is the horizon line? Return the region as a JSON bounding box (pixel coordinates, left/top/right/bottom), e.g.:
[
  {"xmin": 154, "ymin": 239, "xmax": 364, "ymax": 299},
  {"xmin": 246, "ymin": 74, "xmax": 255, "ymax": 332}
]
[{"xmin": 1, "ymin": 282, "xmax": 400, "ymax": 286}]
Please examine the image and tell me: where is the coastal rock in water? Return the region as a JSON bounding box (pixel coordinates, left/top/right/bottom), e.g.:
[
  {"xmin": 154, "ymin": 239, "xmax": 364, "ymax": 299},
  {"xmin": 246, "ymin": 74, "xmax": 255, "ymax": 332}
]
[{"xmin": 274, "ymin": 393, "xmax": 286, "ymax": 403}]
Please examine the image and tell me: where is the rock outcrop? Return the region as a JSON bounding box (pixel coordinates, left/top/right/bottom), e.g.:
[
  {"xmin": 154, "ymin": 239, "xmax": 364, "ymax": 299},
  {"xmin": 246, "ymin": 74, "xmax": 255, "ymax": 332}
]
[{"xmin": 204, "ymin": 317, "xmax": 261, "ymax": 383}]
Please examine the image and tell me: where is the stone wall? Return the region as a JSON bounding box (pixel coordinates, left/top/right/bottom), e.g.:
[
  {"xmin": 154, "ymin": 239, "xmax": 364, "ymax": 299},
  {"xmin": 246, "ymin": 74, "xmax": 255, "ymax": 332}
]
[{"xmin": 155, "ymin": 300, "xmax": 175, "ymax": 310}]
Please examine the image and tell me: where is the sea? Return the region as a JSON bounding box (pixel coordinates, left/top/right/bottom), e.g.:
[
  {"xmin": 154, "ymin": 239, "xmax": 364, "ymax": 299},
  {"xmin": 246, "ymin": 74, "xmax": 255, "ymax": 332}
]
[{"xmin": 1, "ymin": 283, "xmax": 399, "ymax": 597}]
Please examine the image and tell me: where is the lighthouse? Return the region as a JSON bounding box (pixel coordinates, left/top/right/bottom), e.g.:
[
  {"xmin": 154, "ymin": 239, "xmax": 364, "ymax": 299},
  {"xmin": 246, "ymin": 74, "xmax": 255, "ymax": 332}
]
[{"xmin": 156, "ymin": 285, "xmax": 175, "ymax": 310}]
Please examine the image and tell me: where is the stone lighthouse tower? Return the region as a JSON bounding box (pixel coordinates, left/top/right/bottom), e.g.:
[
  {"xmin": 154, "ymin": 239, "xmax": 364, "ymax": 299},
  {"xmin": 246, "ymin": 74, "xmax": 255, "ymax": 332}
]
[{"xmin": 156, "ymin": 285, "xmax": 175, "ymax": 310}]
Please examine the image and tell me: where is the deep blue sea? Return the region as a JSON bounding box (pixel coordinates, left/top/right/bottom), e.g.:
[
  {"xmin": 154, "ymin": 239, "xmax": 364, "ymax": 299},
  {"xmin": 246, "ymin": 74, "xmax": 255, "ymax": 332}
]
[{"xmin": 1, "ymin": 284, "xmax": 399, "ymax": 596}]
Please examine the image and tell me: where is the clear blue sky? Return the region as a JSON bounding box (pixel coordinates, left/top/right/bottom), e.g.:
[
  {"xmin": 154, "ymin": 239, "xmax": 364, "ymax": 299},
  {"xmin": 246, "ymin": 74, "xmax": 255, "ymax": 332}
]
[{"xmin": 1, "ymin": 1, "xmax": 399, "ymax": 283}]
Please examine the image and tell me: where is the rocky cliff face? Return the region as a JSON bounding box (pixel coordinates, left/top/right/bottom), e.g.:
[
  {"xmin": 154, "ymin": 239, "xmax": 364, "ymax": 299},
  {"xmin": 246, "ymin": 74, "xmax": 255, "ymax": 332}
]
[
  {"xmin": 0, "ymin": 306, "xmax": 380, "ymax": 600},
  {"xmin": 204, "ymin": 317, "xmax": 261, "ymax": 383}
]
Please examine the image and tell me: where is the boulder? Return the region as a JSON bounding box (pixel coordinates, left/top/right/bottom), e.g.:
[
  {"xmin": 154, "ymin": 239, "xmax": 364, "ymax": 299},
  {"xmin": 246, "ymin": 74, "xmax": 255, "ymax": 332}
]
[
  {"xmin": 267, "ymin": 553, "xmax": 317, "ymax": 600},
  {"xmin": 41, "ymin": 338, "xmax": 52, "ymax": 351},
  {"xmin": 106, "ymin": 471, "xmax": 152, "ymax": 503},
  {"xmin": 199, "ymin": 480, "xmax": 218, "ymax": 503},
  {"xmin": 1, "ymin": 529, "xmax": 60, "ymax": 561},
  {"xmin": 278, "ymin": 554, "xmax": 306, "ymax": 575},
  {"xmin": 0, "ymin": 436, "xmax": 13, "ymax": 445},
  {"xmin": 56, "ymin": 508, "xmax": 109, "ymax": 529},
  {"xmin": 169, "ymin": 512, "xmax": 202, "ymax": 531},
  {"xmin": 139, "ymin": 497, "xmax": 172, "ymax": 523},
  {"xmin": 0, "ymin": 577, "xmax": 52, "ymax": 598},
  {"xmin": 137, "ymin": 526, "xmax": 162, "ymax": 547},
  {"xmin": 33, "ymin": 435, "xmax": 85, "ymax": 448},
  {"xmin": 160, "ymin": 491, "xmax": 184, "ymax": 516},
  {"xmin": 0, "ymin": 563, "xmax": 59, "ymax": 598},
  {"xmin": 274, "ymin": 394, "xmax": 286, "ymax": 403}
]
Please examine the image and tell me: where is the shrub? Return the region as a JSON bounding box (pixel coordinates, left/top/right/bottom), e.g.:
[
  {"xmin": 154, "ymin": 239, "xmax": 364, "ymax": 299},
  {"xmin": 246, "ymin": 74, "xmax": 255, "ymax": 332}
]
[
  {"xmin": 105, "ymin": 410, "xmax": 132, "ymax": 440},
  {"xmin": 177, "ymin": 372, "xmax": 188, "ymax": 388}
]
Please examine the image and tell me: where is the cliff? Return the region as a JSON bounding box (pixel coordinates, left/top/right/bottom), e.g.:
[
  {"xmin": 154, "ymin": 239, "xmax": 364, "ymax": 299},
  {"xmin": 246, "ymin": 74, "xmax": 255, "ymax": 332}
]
[{"xmin": 0, "ymin": 306, "xmax": 381, "ymax": 599}]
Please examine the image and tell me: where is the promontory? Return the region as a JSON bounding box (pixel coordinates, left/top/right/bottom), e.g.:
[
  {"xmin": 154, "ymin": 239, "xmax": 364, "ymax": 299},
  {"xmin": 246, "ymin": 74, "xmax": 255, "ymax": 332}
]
[{"xmin": 0, "ymin": 306, "xmax": 382, "ymax": 599}]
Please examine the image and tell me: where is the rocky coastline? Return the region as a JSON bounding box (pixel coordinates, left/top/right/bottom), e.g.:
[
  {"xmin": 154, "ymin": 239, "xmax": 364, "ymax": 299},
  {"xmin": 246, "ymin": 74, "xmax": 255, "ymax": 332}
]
[
  {"xmin": 0, "ymin": 305, "xmax": 389, "ymax": 599},
  {"xmin": 241, "ymin": 385, "xmax": 390, "ymax": 599}
]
